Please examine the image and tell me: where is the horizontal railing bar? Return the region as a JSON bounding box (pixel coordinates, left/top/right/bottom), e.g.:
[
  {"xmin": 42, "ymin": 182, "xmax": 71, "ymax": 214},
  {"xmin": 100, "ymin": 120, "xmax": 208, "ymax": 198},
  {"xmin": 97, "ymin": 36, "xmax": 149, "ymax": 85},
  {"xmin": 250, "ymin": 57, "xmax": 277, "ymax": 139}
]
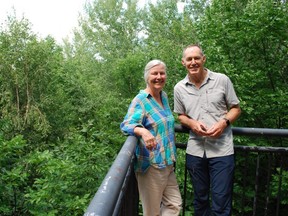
[
  {"xmin": 175, "ymin": 124, "xmax": 288, "ymax": 137},
  {"xmin": 176, "ymin": 143, "xmax": 288, "ymax": 153},
  {"xmin": 234, "ymin": 145, "xmax": 288, "ymax": 153}
]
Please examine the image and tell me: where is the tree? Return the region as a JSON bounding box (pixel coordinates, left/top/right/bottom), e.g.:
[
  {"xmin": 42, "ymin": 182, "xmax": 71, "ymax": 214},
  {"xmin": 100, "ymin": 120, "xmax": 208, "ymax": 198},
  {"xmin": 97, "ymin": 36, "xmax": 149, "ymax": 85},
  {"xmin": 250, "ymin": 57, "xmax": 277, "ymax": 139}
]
[{"xmin": 0, "ymin": 15, "xmax": 74, "ymax": 144}]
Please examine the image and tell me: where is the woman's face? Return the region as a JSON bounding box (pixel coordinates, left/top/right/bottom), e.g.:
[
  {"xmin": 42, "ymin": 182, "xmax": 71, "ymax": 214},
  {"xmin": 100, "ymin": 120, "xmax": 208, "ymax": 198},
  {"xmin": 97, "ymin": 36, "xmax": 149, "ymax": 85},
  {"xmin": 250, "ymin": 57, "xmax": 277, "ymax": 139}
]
[{"xmin": 147, "ymin": 64, "xmax": 166, "ymax": 92}]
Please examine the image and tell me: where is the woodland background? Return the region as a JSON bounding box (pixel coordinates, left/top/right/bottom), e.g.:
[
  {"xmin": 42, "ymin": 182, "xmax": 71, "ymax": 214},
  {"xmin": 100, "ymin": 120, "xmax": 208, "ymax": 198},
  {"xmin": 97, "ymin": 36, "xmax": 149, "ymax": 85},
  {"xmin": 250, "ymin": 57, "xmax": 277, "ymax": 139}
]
[{"xmin": 0, "ymin": 0, "xmax": 287, "ymax": 215}]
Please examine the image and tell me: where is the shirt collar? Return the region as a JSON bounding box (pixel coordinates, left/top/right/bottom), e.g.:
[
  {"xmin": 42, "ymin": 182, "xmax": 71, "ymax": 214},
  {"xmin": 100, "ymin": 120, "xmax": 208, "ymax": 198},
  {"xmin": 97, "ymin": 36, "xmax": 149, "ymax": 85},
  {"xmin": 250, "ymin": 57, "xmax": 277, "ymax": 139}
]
[
  {"xmin": 140, "ymin": 89, "xmax": 163, "ymax": 98},
  {"xmin": 182, "ymin": 68, "xmax": 214, "ymax": 86}
]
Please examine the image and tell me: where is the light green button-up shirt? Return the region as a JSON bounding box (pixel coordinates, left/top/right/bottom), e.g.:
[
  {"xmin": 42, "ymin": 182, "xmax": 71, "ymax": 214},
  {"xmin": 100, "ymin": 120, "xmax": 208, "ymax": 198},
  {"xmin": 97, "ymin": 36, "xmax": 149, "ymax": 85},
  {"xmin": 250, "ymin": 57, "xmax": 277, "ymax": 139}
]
[{"xmin": 174, "ymin": 69, "xmax": 240, "ymax": 158}]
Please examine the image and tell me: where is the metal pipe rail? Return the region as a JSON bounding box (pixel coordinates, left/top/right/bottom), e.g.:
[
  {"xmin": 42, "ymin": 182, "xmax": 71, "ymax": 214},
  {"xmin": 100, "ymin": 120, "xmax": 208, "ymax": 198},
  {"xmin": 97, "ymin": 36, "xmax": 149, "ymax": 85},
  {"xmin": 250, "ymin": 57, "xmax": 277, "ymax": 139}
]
[
  {"xmin": 84, "ymin": 136, "xmax": 137, "ymax": 216},
  {"xmin": 175, "ymin": 124, "xmax": 288, "ymax": 137}
]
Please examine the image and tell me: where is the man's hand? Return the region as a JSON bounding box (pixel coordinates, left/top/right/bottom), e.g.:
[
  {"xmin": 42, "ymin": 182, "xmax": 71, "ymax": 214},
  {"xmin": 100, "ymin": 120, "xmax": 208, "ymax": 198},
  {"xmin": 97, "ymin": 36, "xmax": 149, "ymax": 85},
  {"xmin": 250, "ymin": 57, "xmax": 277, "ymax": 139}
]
[
  {"xmin": 206, "ymin": 119, "xmax": 227, "ymax": 138},
  {"xmin": 178, "ymin": 114, "xmax": 211, "ymax": 137},
  {"xmin": 191, "ymin": 121, "xmax": 210, "ymax": 136}
]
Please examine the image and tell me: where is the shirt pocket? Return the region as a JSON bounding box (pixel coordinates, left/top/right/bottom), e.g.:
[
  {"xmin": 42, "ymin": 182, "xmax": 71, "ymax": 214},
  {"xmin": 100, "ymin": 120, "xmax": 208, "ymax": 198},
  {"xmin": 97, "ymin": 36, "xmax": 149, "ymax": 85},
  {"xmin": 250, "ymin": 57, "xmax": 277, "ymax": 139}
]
[{"xmin": 205, "ymin": 88, "xmax": 227, "ymax": 114}]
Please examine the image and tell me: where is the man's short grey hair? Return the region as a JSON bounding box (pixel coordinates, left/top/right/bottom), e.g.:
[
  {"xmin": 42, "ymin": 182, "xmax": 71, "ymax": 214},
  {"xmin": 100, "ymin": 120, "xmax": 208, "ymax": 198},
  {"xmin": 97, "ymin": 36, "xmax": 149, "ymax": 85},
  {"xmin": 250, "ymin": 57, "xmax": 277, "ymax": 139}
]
[
  {"xmin": 182, "ymin": 44, "xmax": 204, "ymax": 57},
  {"xmin": 144, "ymin": 59, "xmax": 166, "ymax": 84}
]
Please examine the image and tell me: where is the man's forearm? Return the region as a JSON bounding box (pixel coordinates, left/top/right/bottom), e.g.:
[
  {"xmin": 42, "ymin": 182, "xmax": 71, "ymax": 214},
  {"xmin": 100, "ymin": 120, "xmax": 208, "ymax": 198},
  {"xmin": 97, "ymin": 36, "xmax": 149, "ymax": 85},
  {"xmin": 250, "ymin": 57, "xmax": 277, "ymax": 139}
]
[
  {"xmin": 225, "ymin": 105, "xmax": 241, "ymax": 124},
  {"xmin": 178, "ymin": 114, "xmax": 195, "ymax": 129}
]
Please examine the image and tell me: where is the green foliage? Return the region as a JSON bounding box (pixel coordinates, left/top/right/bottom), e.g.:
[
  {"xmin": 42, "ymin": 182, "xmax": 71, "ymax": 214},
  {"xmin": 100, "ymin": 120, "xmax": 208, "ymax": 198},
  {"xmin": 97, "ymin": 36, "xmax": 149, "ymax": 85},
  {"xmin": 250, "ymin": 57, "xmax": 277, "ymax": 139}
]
[
  {"xmin": 0, "ymin": 135, "xmax": 28, "ymax": 215},
  {"xmin": 23, "ymin": 134, "xmax": 113, "ymax": 215},
  {"xmin": 82, "ymin": 0, "xmax": 143, "ymax": 60},
  {"xmin": 0, "ymin": 132, "xmax": 116, "ymax": 215},
  {"xmin": 271, "ymin": 168, "xmax": 288, "ymax": 205}
]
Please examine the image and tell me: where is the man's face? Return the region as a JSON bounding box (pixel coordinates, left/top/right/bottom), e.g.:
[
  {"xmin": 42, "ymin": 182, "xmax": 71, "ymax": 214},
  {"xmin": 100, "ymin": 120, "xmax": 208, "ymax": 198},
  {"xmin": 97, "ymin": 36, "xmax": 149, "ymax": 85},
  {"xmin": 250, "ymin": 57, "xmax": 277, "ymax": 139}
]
[{"xmin": 182, "ymin": 46, "xmax": 206, "ymax": 76}]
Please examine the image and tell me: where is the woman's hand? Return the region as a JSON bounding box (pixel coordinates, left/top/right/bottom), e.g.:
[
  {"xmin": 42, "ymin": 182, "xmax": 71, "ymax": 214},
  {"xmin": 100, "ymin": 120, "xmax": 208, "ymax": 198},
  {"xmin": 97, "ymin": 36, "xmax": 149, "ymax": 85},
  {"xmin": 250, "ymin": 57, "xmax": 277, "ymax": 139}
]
[{"xmin": 134, "ymin": 127, "xmax": 157, "ymax": 150}]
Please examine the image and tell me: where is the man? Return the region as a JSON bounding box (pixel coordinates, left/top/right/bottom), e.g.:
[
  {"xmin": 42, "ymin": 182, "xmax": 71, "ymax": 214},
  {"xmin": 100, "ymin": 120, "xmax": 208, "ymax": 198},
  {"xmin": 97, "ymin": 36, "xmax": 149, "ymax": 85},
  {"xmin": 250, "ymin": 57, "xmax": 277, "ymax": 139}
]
[{"xmin": 174, "ymin": 44, "xmax": 241, "ymax": 216}]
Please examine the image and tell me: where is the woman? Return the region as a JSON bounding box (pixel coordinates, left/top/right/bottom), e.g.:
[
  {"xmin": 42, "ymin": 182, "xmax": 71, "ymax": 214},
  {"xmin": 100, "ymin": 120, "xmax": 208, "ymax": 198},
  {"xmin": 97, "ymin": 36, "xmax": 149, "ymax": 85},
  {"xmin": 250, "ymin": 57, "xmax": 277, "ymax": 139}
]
[{"xmin": 120, "ymin": 59, "xmax": 182, "ymax": 216}]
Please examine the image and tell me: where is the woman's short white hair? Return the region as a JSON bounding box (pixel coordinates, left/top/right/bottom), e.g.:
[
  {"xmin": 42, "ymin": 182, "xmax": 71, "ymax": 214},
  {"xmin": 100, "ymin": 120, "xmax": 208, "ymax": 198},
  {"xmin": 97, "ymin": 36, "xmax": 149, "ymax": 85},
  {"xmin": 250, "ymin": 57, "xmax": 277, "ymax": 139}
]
[{"xmin": 144, "ymin": 59, "xmax": 166, "ymax": 84}]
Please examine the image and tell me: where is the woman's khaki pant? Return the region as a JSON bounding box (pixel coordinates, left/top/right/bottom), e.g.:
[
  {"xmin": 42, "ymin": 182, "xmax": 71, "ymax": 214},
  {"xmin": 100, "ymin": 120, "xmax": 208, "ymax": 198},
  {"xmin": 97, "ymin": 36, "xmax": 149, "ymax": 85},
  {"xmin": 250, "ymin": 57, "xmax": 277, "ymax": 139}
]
[{"xmin": 136, "ymin": 165, "xmax": 182, "ymax": 216}]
